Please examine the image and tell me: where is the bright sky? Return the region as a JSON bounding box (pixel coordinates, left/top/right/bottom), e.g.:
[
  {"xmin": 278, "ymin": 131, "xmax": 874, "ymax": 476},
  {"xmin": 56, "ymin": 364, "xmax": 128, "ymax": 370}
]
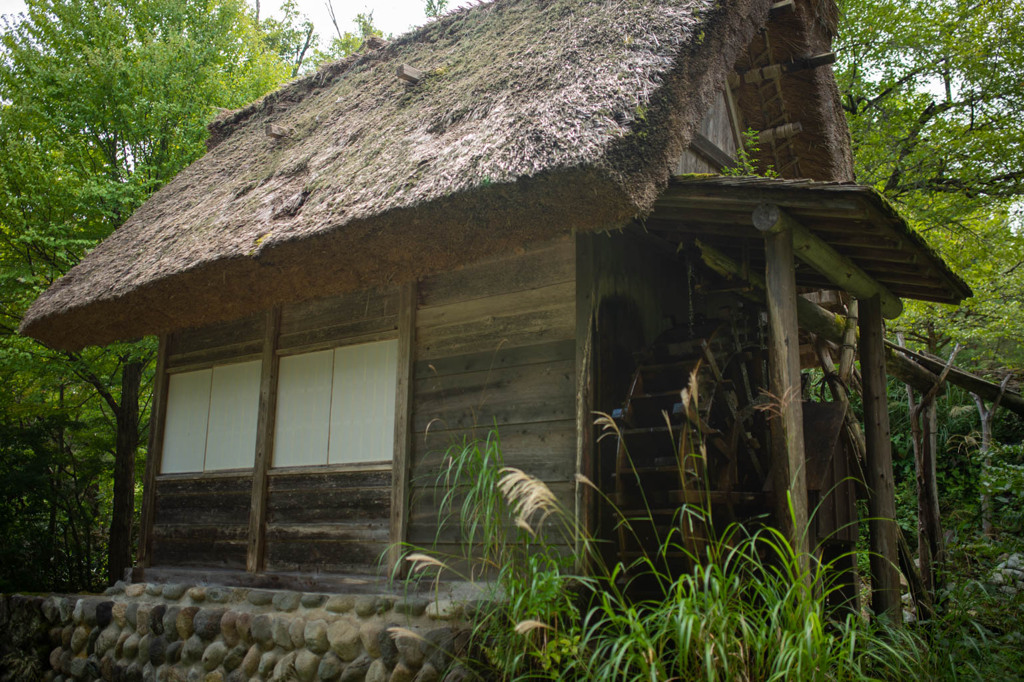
[{"xmin": 0, "ymin": 0, "xmax": 458, "ymax": 44}]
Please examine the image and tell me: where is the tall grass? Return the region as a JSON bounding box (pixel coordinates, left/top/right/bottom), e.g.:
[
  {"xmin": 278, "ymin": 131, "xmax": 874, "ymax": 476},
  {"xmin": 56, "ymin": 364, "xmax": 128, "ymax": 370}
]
[{"xmin": 401, "ymin": 380, "xmax": 929, "ymax": 681}]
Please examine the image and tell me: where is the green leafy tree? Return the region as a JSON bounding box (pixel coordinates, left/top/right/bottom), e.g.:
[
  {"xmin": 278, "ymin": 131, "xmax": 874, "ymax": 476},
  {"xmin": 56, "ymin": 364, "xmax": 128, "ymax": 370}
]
[
  {"xmin": 313, "ymin": 7, "xmax": 385, "ymax": 65},
  {"xmin": 836, "ymin": 0, "xmax": 1024, "ymax": 374},
  {"xmin": 424, "ymin": 0, "xmax": 449, "ymax": 19},
  {"xmin": 0, "ymin": 0, "xmax": 289, "ymax": 590},
  {"xmin": 259, "ymin": 0, "xmax": 318, "ymax": 76}
]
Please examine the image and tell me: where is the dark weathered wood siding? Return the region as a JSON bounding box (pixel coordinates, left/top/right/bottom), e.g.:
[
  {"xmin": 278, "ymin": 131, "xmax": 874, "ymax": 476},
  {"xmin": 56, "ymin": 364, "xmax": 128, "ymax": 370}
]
[
  {"xmin": 145, "ymin": 238, "xmax": 583, "ymax": 579},
  {"xmin": 150, "ymin": 286, "xmax": 399, "ymax": 577},
  {"xmin": 584, "ymin": 231, "xmax": 690, "ymax": 550},
  {"xmin": 264, "ymin": 469, "xmax": 391, "ymax": 574},
  {"xmin": 408, "ymin": 238, "xmax": 578, "ymax": 553},
  {"xmin": 151, "ymin": 474, "xmax": 251, "ymax": 568}
]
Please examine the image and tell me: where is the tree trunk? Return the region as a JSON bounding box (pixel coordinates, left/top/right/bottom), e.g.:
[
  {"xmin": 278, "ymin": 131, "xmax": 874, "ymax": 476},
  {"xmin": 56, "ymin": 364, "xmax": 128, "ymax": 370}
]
[
  {"xmin": 108, "ymin": 360, "xmax": 142, "ymax": 586},
  {"xmin": 904, "ymin": 340, "xmax": 956, "ymax": 599},
  {"xmin": 974, "ymin": 375, "xmax": 1011, "ymax": 537}
]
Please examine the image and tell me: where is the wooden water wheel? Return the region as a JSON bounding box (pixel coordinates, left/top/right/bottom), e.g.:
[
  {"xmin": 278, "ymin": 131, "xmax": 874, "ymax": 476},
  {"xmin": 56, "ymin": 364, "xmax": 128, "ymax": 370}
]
[{"xmin": 610, "ymin": 324, "xmax": 773, "ymax": 580}]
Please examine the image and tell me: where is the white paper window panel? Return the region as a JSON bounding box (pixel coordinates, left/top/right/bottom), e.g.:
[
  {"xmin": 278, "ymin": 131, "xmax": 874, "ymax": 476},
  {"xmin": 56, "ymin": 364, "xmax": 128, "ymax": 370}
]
[
  {"xmin": 274, "ymin": 350, "xmax": 334, "ymax": 467},
  {"xmin": 204, "ymin": 361, "xmax": 261, "ymax": 471},
  {"xmin": 328, "ymin": 339, "xmax": 398, "ymax": 464},
  {"xmin": 161, "ymin": 369, "xmax": 212, "ymax": 474}
]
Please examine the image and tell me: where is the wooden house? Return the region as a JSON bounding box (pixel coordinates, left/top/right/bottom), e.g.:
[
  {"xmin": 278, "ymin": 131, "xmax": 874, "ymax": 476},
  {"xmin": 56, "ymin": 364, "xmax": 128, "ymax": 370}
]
[{"xmin": 21, "ymin": 0, "xmax": 971, "ymax": 613}]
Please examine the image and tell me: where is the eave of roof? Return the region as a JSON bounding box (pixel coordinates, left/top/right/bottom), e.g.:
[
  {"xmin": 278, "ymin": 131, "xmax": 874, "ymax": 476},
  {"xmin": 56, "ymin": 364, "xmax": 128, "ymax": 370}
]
[{"xmin": 648, "ymin": 175, "xmax": 972, "ymax": 305}]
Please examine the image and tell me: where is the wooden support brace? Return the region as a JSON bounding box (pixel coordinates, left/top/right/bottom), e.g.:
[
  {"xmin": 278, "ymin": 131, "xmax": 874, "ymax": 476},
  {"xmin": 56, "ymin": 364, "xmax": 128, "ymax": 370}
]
[
  {"xmin": 789, "ymin": 52, "xmax": 837, "ymax": 72},
  {"xmin": 247, "ymin": 307, "xmax": 281, "ymax": 573},
  {"xmin": 859, "ymin": 296, "xmax": 902, "ymax": 620},
  {"xmin": 388, "ymin": 283, "xmax": 417, "ymax": 574},
  {"xmin": 753, "ymin": 203, "xmax": 904, "ymax": 319},
  {"xmin": 732, "ymin": 53, "xmax": 838, "ymax": 88},
  {"xmin": 761, "ymin": 220, "xmax": 811, "ymax": 565},
  {"xmin": 396, "ymin": 64, "xmax": 424, "ymax": 84},
  {"xmin": 690, "ymin": 132, "xmax": 738, "ymax": 171}
]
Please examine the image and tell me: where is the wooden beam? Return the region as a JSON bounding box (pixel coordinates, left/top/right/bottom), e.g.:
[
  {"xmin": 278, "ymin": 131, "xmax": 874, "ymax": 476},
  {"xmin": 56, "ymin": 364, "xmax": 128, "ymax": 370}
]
[
  {"xmin": 790, "ymin": 52, "xmax": 837, "ymax": 72},
  {"xmin": 757, "ymin": 219, "xmax": 810, "ymax": 563},
  {"xmin": 388, "ymin": 282, "xmax": 417, "ymax": 574},
  {"xmin": 859, "ymin": 296, "xmax": 902, "ymax": 620},
  {"xmin": 757, "ymin": 122, "xmax": 803, "ymax": 145},
  {"xmin": 247, "ymin": 307, "xmax": 281, "ymax": 573},
  {"xmin": 690, "ymin": 132, "xmax": 737, "ymax": 171},
  {"xmin": 396, "ymin": 64, "xmax": 424, "ymax": 84},
  {"xmin": 886, "ymin": 340, "xmax": 1024, "ymax": 417},
  {"xmin": 753, "ymin": 203, "xmax": 903, "ymax": 319},
  {"xmin": 696, "ymin": 239, "xmax": 941, "ymax": 394},
  {"xmin": 731, "ymin": 53, "xmax": 837, "ymax": 87},
  {"xmin": 137, "ymin": 335, "xmax": 169, "ymax": 568}
]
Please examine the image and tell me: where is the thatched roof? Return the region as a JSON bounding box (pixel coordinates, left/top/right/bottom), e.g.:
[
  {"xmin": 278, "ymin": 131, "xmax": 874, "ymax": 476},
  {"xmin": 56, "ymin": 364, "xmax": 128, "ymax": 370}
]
[{"xmin": 22, "ymin": 0, "xmax": 855, "ymax": 350}]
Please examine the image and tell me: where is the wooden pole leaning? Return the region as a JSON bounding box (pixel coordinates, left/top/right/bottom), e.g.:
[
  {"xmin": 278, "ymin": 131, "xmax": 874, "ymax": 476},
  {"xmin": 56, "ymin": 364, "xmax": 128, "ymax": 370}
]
[
  {"xmin": 858, "ymin": 295, "xmax": 902, "ymax": 619},
  {"xmin": 754, "ymin": 208, "xmax": 810, "ymax": 564},
  {"xmin": 247, "ymin": 307, "xmax": 281, "ymax": 573}
]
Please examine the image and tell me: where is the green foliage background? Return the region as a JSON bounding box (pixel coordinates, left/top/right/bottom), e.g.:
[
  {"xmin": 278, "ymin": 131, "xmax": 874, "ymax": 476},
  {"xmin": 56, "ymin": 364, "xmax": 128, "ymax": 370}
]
[{"xmin": 0, "ymin": 0, "xmax": 378, "ymax": 592}]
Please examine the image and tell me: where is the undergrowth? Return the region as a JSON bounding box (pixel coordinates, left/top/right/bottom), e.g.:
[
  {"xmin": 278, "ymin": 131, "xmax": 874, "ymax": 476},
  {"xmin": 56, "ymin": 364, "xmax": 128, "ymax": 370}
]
[{"xmin": 400, "ymin": 373, "xmax": 939, "ymax": 681}]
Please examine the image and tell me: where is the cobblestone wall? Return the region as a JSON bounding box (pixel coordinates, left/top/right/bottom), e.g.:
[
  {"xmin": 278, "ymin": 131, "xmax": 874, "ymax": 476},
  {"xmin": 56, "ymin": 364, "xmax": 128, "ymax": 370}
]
[{"xmin": 1, "ymin": 582, "xmax": 473, "ymax": 682}]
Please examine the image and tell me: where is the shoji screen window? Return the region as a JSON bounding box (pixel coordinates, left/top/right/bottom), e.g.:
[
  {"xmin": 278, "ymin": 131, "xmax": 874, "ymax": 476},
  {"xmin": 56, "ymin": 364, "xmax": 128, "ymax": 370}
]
[
  {"xmin": 161, "ymin": 361, "xmax": 261, "ymax": 473},
  {"xmin": 274, "ymin": 339, "xmax": 398, "ymax": 467}
]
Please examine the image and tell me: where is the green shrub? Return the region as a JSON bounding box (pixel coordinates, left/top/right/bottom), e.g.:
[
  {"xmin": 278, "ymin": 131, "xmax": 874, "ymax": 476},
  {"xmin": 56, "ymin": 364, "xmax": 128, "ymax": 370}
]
[{"xmin": 400, "ymin": 377, "xmax": 931, "ymax": 681}]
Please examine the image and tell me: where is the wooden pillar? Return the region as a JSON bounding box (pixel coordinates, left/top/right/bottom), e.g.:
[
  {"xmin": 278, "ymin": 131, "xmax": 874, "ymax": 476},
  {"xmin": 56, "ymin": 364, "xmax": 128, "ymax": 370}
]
[
  {"xmin": 388, "ymin": 282, "xmax": 417, "ymax": 574},
  {"xmin": 136, "ymin": 336, "xmax": 169, "ymax": 569},
  {"xmin": 859, "ymin": 295, "xmax": 901, "ymax": 618},
  {"xmin": 575, "ymin": 233, "xmax": 596, "ymax": 567},
  {"xmin": 755, "ymin": 208, "xmax": 809, "ymax": 561},
  {"xmin": 247, "ymin": 307, "xmax": 281, "ymax": 573}
]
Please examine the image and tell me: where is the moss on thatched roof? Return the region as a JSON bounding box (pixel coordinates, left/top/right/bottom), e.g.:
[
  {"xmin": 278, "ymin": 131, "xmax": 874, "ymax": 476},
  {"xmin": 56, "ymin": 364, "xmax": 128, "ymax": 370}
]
[{"xmin": 22, "ymin": 0, "xmax": 837, "ymax": 350}]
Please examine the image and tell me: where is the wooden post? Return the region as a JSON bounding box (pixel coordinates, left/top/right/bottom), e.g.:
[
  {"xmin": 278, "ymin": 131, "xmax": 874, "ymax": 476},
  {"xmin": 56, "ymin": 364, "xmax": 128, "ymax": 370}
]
[
  {"xmin": 755, "ymin": 211, "xmax": 810, "ymax": 563},
  {"xmin": 575, "ymin": 233, "xmax": 596, "ymax": 567},
  {"xmin": 247, "ymin": 307, "xmax": 281, "ymax": 573},
  {"xmin": 858, "ymin": 295, "xmax": 901, "ymax": 619},
  {"xmin": 752, "ymin": 204, "xmax": 902, "ymax": 319},
  {"xmin": 389, "ymin": 282, "xmax": 417, "ymax": 574},
  {"xmin": 136, "ymin": 336, "xmax": 169, "ymax": 569}
]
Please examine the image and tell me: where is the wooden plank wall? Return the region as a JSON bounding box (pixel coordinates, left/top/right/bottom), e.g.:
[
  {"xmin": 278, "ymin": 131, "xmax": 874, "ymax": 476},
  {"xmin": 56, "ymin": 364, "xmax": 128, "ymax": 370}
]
[
  {"xmin": 676, "ymin": 89, "xmax": 741, "ymax": 174},
  {"xmin": 151, "ymin": 474, "xmax": 251, "ymax": 569},
  {"xmin": 264, "ymin": 470, "xmax": 392, "ymax": 574},
  {"xmin": 407, "ymin": 238, "xmax": 577, "ymax": 555},
  {"xmin": 166, "ymin": 314, "xmax": 264, "ymax": 370},
  {"xmin": 152, "ymin": 286, "xmax": 399, "ymax": 576}
]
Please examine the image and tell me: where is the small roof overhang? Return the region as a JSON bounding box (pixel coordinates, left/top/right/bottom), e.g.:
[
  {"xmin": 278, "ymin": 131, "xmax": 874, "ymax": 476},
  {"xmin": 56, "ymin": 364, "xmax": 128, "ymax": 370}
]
[{"xmin": 647, "ymin": 176, "xmax": 971, "ymax": 306}]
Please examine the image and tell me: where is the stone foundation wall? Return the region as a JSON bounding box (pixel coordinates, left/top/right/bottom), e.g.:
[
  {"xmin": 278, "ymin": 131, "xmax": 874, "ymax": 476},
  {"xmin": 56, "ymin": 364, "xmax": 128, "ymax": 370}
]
[{"xmin": 0, "ymin": 583, "xmax": 472, "ymax": 682}]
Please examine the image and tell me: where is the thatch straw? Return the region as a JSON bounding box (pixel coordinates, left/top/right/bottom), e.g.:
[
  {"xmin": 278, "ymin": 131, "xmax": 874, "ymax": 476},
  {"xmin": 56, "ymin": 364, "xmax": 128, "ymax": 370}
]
[{"xmin": 22, "ymin": 0, "xmax": 848, "ymax": 350}]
